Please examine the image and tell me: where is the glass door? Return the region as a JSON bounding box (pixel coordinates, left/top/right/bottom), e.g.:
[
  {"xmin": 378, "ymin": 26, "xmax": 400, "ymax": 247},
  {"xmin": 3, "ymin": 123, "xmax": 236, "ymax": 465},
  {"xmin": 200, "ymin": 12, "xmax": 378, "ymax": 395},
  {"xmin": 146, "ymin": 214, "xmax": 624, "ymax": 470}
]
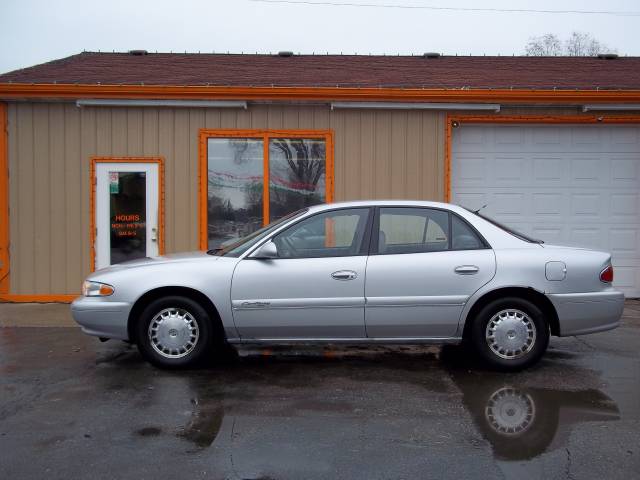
[{"xmin": 94, "ymin": 162, "xmax": 160, "ymax": 269}]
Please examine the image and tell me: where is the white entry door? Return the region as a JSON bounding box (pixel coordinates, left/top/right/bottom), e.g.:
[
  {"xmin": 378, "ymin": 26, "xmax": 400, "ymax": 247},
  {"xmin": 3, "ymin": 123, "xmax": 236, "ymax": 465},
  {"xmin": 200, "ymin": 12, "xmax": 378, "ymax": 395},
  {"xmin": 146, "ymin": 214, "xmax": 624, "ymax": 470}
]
[
  {"xmin": 95, "ymin": 162, "xmax": 160, "ymax": 269},
  {"xmin": 451, "ymin": 124, "xmax": 640, "ymax": 297}
]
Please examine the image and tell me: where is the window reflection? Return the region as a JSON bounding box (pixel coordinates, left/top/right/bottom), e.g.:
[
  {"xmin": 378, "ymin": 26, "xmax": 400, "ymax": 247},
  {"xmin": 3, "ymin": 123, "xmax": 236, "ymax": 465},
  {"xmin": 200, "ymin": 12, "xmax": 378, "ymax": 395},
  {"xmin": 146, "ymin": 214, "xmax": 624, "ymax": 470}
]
[
  {"xmin": 269, "ymin": 138, "xmax": 326, "ymax": 222},
  {"xmin": 207, "ymin": 138, "xmax": 264, "ymax": 250},
  {"xmin": 206, "ymin": 136, "xmax": 329, "ymax": 249}
]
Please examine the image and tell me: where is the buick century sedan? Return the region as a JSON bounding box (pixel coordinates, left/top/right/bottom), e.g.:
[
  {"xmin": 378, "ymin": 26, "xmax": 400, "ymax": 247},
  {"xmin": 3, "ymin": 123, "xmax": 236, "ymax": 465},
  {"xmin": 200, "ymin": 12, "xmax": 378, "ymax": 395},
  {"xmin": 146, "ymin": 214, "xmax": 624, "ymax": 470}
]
[{"xmin": 71, "ymin": 201, "xmax": 624, "ymax": 370}]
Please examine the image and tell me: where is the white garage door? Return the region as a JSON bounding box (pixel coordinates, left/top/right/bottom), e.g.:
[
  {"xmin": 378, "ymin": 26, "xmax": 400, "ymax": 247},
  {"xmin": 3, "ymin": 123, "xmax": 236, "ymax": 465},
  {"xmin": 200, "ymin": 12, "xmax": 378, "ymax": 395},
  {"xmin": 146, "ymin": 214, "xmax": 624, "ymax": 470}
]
[{"xmin": 451, "ymin": 124, "xmax": 640, "ymax": 297}]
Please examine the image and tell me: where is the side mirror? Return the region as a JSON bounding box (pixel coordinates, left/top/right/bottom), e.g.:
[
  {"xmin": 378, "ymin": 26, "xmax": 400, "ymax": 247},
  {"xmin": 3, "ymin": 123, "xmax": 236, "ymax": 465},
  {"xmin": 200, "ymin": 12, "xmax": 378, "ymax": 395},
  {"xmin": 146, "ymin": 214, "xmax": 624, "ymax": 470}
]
[{"xmin": 251, "ymin": 241, "xmax": 279, "ymax": 259}]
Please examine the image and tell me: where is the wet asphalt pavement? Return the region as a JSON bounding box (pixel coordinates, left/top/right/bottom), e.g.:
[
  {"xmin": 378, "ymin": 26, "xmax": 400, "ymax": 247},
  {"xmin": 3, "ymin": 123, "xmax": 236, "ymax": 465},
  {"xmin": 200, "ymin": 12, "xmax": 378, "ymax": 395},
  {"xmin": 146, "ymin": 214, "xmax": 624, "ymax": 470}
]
[{"xmin": 1, "ymin": 303, "xmax": 639, "ymax": 479}]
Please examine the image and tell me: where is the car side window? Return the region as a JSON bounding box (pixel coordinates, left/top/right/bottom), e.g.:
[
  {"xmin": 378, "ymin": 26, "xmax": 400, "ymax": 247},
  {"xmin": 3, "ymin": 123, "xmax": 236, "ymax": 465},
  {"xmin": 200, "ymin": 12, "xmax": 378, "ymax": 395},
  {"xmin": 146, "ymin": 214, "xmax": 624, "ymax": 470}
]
[
  {"xmin": 273, "ymin": 208, "xmax": 370, "ymax": 259},
  {"xmin": 451, "ymin": 214, "xmax": 485, "ymax": 250},
  {"xmin": 377, "ymin": 208, "xmax": 449, "ymax": 255}
]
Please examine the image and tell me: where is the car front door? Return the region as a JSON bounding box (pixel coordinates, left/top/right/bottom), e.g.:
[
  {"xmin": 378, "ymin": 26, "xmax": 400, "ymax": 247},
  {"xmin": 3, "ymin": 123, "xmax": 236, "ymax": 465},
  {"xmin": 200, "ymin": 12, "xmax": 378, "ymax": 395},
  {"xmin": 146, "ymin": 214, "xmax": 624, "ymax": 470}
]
[
  {"xmin": 231, "ymin": 207, "xmax": 373, "ymax": 340},
  {"xmin": 365, "ymin": 207, "xmax": 496, "ymax": 339}
]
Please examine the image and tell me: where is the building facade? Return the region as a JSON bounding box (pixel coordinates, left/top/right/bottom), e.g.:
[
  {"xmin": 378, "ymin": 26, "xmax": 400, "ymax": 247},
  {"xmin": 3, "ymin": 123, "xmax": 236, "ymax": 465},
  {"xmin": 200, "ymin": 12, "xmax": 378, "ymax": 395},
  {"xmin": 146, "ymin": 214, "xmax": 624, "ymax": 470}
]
[{"xmin": 0, "ymin": 52, "xmax": 639, "ymax": 299}]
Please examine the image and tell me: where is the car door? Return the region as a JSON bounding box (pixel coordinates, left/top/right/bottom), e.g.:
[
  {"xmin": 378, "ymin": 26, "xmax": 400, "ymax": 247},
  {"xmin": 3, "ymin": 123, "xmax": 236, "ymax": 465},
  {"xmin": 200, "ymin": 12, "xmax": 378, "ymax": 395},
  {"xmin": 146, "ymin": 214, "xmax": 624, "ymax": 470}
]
[
  {"xmin": 365, "ymin": 207, "xmax": 496, "ymax": 338},
  {"xmin": 231, "ymin": 207, "xmax": 373, "ymax": 340}
]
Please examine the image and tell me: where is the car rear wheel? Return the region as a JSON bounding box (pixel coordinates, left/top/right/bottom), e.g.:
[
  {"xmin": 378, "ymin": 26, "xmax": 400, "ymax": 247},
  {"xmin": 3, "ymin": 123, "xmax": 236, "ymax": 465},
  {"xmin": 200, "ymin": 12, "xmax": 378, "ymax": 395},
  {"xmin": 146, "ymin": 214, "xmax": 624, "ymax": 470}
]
[
  {"xmin": 471, "ymin": 297, "xmax": 549, "ymax": 371},
  {"xmin": 136, "ymin": 296, "xmax": 214, "ymax": 368}
]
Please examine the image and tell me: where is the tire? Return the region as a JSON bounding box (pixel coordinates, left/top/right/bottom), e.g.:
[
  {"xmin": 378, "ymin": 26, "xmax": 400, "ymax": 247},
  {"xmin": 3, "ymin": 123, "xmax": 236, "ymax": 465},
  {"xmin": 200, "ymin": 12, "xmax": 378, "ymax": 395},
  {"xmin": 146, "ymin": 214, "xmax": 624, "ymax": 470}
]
[
  {"xmin": 136, "ymin": 295, "xmax": 215, "ymax": 368},
  {"xmin": 470, "ymin": 297, "xmax": 549, "ymax": 371}
]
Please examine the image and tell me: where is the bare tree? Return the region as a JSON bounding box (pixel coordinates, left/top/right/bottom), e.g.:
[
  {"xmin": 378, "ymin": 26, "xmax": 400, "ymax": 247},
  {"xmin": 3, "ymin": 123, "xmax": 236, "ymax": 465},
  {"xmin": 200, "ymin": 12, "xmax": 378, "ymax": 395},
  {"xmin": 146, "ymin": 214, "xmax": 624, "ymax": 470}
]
[
  {"xmin": 525, "ymin": 32, "xmax": 616, "ymax": 56},
  {"xmin": 565, "ymin": 32, "xmax": 611, "ymax": 56},
  {"xmin": 525, "ymin": 34, "xmax": 562, "ymax": 56}
]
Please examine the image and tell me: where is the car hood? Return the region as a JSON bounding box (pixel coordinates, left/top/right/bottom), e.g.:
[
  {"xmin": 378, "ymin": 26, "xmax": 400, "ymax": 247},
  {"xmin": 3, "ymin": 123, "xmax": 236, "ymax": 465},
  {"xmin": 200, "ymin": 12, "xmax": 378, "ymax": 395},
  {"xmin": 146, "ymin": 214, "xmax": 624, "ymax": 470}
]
[{"xmin": 94, "ymin": 251, "xmax": 216, "ymax": 273}]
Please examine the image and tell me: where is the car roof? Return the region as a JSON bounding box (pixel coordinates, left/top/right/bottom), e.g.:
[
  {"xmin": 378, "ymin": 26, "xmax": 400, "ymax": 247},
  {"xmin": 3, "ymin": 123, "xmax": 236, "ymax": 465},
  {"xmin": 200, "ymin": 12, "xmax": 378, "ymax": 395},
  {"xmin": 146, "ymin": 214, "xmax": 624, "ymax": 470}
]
[{"xmin": 307, "ymin": 200, "xmax": 463, "ymax": 213}]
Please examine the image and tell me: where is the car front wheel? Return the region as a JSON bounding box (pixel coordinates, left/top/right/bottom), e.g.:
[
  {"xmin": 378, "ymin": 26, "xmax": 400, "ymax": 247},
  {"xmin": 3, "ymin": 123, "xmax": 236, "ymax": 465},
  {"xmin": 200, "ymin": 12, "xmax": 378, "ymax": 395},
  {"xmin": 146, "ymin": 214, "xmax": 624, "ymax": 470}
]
[
  {"xmin": 471, "ymin": 297, "xmax": 549, "ymax": 371},
  {"xmin": 136, "ymin": 296, "xmax": 214, "ymax": 368}
]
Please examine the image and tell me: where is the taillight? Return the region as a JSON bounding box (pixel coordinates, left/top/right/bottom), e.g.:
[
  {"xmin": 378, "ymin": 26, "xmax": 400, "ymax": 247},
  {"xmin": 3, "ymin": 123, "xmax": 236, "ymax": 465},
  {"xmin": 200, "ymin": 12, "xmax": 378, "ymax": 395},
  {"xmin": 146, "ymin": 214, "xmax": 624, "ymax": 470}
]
[{"xmin": 600, "ymin": 265, "xmax": 614, "ymax": 283}]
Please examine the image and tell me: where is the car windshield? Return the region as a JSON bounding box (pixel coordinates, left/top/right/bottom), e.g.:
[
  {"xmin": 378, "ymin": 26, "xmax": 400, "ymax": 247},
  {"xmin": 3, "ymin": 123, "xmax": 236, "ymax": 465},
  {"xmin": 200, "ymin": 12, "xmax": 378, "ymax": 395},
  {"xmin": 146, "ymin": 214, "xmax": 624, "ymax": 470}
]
[
  {"xmin": 207, "ymin": 209, "xmax": 308, "ymax": 257},
  {"xmin": 465, "ymin": 208, "xmax": 543, "ymax": 244}
]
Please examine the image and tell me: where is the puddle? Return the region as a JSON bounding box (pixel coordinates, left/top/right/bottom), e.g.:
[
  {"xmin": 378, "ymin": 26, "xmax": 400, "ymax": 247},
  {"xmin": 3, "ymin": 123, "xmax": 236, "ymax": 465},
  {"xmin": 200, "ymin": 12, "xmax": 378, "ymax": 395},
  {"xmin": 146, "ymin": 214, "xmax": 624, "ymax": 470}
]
[
  {"xmin": 144, "ymin": 347, "xmax": 623, "ymax": 463},
  {"xmin": 452, "ymin": 377, "xmax": 619, "ymax": 460}
]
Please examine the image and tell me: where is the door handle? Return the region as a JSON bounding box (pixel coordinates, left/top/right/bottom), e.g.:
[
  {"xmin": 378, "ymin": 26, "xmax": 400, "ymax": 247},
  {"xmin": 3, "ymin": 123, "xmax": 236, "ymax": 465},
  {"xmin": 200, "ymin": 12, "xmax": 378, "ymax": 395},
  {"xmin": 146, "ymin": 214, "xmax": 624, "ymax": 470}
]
[
  {"xmin": 454, "ymin": 265, "xmax": 479, "ymax": 275},
  {"xmin": 331, "ymin": 270, "xmax": 358, "ymax": 281}
]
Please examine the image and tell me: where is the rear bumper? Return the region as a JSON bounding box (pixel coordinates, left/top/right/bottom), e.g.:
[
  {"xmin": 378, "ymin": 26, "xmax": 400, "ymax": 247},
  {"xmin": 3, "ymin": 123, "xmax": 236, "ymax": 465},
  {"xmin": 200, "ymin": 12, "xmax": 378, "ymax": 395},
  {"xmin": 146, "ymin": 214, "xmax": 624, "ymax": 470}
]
[
  {"xmin": 70, "ymin": 296, "xmax": 132, "ymax": 341},
  {"xmin": 547, "ymin": 290, "xmax": 624, "ymax": 336}
]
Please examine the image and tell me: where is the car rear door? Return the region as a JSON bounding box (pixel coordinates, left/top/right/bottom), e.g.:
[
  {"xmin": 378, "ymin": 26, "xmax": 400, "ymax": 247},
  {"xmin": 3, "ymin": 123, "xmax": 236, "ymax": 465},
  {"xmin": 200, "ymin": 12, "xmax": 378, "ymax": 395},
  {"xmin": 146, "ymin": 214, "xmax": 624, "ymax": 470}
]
[
  {"xmin": 231, "ymin": 207, "xmax": 373, "ymax": 340},
  {"xmin": 365, "ymin": 207, "xmax": 496, "ymax": 338}
]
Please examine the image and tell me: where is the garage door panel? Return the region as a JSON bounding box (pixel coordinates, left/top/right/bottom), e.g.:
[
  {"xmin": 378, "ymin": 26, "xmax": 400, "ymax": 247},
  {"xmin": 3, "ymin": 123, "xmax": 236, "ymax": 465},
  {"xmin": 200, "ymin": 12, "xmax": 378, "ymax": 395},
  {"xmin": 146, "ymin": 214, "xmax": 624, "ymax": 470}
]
[
  {"xmin": 612, "ymin": 265, "xmax": 638, "ymax": 290},
  {"xmin": 452, "ymin": 124, "xmax": 640, "ymax": 297},
  {"xmin": 492, "ymin": 193, "xmax": 526, "ymax": 214},
  {"xmin": 610, "ymin": 127, "xmax": 640, "ymax": 146},
  {"xmin": 571, "ymin": 127, "xmax": 603, "ymax": 146},
  {"xmin": 456, "ymin": 128, "xmax": 487, "ymax": 148},
  {"xmin": 569, "ymin": 228, "xmax": 603, "ymax": 250},
  {"xmin": 533, "ymin": 157, "xmax": 565, "ymax": 182},
  {"xmin": 571, "ymin": 157, "xmax": 602, "ymax": 183},
  {"xmin": 610, "ymin": 193, "xmax": 638, "ymax": 217},
  {"xmin": 495, "ymin": 156, "xmax": 526, "ymax": 181},
  {"xmin": 610, "ymin": 229, "xmax": 639, "ymax": 255},
  {"xmin": 571, "ymin": 193, "xmax": 602, "ymax": 217},
  {"xmin": 532, "ymin": 127, "xmax": 562, "ymax": 146},
  {"xmin": 611, "ymin": 157, "xmax": 640, "ymax": 185},
  {"xmin": 532, "ymin": 193, "xmax": 563, "ymax": 215},
  {"xmin": 495, "ymin": 127, "xmax": 525, "ymax": 145},
  {"xmin": 455, "ymin": 155, "xmax": 487, "ymax": 183}
]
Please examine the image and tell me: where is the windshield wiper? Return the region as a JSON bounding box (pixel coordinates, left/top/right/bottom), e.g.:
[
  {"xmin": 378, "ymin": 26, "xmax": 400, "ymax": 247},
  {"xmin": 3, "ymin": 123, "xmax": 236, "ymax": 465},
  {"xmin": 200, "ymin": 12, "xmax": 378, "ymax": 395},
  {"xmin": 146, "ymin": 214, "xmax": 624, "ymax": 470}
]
[{"xmin": 206, "ymin": 248, "xmax": 223, "ymax": 255}]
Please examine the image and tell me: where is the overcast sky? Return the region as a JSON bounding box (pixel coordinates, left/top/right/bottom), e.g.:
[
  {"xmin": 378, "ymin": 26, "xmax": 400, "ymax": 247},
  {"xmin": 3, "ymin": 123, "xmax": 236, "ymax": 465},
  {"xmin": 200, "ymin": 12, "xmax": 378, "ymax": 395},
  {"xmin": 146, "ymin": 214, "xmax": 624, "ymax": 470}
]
[{"xmin": 0, "ymin": 0, "xmax": 638, "ymax": 74}]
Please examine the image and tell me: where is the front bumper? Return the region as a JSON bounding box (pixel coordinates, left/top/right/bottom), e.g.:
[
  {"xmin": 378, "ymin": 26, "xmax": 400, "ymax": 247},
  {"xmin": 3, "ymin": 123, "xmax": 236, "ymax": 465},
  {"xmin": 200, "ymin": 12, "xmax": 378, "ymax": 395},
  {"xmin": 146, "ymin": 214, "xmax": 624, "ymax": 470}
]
[
  {"xmin": 70, "ymin": 296, "xmax": 132, "ymax": 341},
  {"xmin": 547, "ymin": 290, "xmax": 624, "ymax": 336}
]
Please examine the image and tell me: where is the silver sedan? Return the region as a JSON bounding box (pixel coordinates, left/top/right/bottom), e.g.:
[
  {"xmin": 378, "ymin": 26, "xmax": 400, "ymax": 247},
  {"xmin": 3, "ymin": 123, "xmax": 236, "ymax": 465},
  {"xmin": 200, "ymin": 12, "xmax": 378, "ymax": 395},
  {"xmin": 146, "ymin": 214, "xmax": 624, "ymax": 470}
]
[{"xmin": 71, "ymin": 201, "xmax": 624, "ymax": 370}]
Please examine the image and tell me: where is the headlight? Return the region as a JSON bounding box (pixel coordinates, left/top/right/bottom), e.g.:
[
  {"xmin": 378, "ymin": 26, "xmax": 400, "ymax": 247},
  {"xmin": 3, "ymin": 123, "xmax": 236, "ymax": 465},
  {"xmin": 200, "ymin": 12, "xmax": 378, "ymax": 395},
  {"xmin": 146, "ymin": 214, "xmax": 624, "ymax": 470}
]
[{"xmin": 82, "ymin": 281, "xmax": 115, "ymax": 297}]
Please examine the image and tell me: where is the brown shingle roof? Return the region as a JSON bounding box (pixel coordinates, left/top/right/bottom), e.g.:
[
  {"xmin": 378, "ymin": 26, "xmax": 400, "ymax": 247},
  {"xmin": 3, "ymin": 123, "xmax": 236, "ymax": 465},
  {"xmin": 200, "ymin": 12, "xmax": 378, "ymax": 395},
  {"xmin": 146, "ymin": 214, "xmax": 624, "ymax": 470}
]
[{"xmin": 1, "ymin": 51, "xmax": 639, "ymax": 90}]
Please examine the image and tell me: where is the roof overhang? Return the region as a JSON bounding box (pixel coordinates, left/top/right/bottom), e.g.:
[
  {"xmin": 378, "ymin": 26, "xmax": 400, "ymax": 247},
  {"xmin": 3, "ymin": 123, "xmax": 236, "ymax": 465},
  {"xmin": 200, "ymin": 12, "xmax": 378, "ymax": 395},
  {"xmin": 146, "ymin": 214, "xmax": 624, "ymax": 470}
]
[{"xmin": 2, "ymin": 83, "xmax": 640, "ymax": 105}]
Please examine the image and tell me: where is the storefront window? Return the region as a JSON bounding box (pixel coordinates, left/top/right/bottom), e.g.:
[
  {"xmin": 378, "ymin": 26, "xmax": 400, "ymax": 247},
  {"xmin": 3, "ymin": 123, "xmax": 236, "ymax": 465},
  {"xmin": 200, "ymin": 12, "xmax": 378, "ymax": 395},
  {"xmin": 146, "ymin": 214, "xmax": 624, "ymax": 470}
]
[
  {"xmin": 207, "ymin": 138, "xmax": 264, "ymax": 249},
  {"xmin": 269, "ymin": 138, "xmax": 326, "ymax": 222},
  {"xmin": 205, "ymin": 131, "xmax": 332, "ymax": 250}
]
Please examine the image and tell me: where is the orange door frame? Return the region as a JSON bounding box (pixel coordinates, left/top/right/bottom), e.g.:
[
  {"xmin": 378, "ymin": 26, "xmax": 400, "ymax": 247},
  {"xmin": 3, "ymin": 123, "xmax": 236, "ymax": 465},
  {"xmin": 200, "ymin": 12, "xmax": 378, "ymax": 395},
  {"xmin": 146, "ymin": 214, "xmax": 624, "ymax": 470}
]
[
  {"xmin": 0, "ymin": 103, "xmax": 8, "ymax": 296},
  {"xmin": 444, "ymin": 113, "xmax": 640, "ymax": 202},
  {"xmin": 90, "ymin": 157, "xmax": 165, "ymax": 272},
  {"xmin": 198, "ymin": 129, "xmax": 335, "ymax": 251}
]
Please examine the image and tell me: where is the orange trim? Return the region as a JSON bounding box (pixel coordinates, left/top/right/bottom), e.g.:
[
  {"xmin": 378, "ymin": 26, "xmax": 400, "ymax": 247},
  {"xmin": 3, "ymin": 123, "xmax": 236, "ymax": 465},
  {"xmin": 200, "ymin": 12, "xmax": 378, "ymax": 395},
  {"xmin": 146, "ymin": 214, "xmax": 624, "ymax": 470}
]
[
  {"xmin": 262, "ymin": 139, "xmax": 270, "ymax": 226},
  {"xmin": 2, "ymin": 83, "xmax": 640, "ymax": 104},
  {"xmin": 0, "ymin": 294, "xmax": 77, "ymax": 303},
  {"xmin": 90, "ymin": 157, "xmax": 165, "ymax": 271},
  {"xmin": 444, "ymin": 114, "xmax": 640, "ymax": 202},
  {"xmin": 0, "ymin": 103, "xmax": 8, "ymax": 294},
  {"xmin": 198, "ymin": 133, "xmax": 208, "ymax": 251},
  {"xmin": 198, "ymin": 129, "xmax": 335, "ymax": 250}
]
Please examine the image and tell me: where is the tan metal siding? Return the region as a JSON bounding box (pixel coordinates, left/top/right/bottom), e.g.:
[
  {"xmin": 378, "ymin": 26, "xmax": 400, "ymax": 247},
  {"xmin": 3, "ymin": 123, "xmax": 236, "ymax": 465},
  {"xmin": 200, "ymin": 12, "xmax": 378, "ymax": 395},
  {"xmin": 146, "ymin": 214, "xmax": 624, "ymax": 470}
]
[{"xmin": 7, "ymin": 103, "xmax": 445, "ymax": 294}]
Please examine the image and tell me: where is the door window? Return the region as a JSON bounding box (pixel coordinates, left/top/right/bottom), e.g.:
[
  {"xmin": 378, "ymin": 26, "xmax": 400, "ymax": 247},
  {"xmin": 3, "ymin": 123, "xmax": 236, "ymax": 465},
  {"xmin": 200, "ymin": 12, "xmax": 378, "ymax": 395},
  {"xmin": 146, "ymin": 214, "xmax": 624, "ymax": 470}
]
[
  {"xmin": 109, "ymin": 171, "xmax": 147, "ymax": 264},
  {"xmin": 451, "ymin": 214, "xmax": 485, "ymax": 250},
  {"xmin": 377, "ymin": 208, "xmax": 450, "ymax": 254},
  {"xmin": 273, "ymin": 208, "xmax": 370, "ymax": 258}
]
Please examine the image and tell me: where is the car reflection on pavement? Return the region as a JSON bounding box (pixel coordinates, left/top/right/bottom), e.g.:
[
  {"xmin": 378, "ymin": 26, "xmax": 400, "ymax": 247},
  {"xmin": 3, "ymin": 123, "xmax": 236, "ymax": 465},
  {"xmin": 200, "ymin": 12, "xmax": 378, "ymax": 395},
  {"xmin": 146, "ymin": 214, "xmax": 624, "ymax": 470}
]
[{"xmin": 157, "ymin": 346, "xmax": 619, "ymax": 463}]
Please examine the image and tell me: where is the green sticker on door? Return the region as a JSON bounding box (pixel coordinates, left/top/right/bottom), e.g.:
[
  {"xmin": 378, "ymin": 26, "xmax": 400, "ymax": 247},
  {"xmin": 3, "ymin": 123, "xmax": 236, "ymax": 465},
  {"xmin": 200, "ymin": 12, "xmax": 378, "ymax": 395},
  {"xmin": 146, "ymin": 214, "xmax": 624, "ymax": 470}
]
[{"xmin": 109, "ymin": 172, "xmax": 119, "ymax": 194}]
